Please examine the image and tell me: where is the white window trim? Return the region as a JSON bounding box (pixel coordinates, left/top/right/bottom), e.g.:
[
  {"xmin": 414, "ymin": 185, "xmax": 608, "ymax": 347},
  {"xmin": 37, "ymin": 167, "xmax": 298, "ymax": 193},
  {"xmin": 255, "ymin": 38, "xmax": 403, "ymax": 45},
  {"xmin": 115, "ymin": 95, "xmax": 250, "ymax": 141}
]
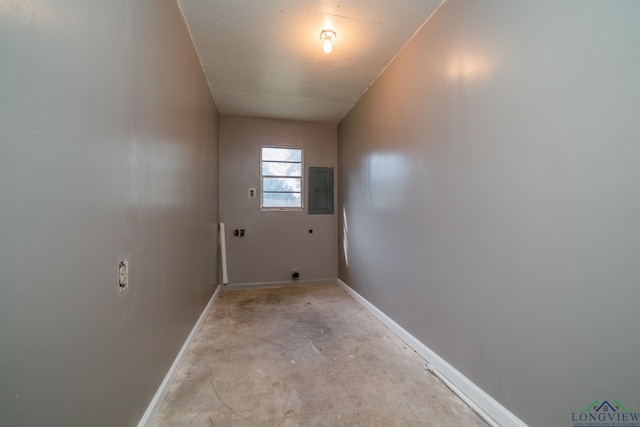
[{"xmin": 260, "ymin": 145, "xmax": 304, "ymax": 211}]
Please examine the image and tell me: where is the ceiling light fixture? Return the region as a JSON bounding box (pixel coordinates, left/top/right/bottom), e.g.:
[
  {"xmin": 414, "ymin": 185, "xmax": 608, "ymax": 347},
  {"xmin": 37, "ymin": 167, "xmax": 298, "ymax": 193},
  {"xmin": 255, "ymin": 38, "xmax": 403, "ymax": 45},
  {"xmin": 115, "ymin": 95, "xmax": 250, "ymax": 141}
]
[{"xmin": 320, "ymin": 29, "xmax": 336, "ymax": 54}]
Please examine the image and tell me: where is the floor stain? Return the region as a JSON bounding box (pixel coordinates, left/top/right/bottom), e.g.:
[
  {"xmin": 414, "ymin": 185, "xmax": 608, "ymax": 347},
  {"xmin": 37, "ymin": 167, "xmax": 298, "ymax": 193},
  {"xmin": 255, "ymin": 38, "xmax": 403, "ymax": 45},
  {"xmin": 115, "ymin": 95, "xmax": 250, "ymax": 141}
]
[{"xmin": 151, "ymin": 284, "xmax": 488, "ymax": 427}]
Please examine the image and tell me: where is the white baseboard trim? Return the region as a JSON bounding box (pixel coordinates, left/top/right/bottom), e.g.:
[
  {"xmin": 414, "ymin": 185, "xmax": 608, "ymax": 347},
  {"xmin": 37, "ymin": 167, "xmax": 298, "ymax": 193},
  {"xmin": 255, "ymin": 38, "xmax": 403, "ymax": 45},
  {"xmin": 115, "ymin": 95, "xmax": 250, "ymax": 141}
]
[
  {"xmin": 137, "ymin": 284, "xmax": 222, "ymax": 427},
  {"xmin": 336, "ymin": 279, "xmax": 527, "ymax": 427},
  {"xmin": 223, "ymin": 278, "xmax": 337, "ymax": 291}
]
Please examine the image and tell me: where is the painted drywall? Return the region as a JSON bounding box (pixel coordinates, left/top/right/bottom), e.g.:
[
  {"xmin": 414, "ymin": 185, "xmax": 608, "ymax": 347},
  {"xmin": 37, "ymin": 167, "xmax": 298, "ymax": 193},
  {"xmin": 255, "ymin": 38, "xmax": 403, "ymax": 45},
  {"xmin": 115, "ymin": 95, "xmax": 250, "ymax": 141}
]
[
  {"xmin": 220, "ymin": 116, "xmax": 337, "ymax": 285},
  {"xmin": 0, "ymin": 1, "xmax": 219, "ymax": 426},
  {"xmin": 338, "ymin": 1, "xmax": 640, "ymax": 425}
]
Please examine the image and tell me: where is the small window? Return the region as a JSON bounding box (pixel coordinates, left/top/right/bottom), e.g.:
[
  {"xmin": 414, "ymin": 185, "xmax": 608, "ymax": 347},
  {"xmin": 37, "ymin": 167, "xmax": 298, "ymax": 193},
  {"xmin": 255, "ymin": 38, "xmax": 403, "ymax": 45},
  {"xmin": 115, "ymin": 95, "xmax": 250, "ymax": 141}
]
[{"xmin": 261, "ymin": 146, "xmax": 303, "ymax": 209}]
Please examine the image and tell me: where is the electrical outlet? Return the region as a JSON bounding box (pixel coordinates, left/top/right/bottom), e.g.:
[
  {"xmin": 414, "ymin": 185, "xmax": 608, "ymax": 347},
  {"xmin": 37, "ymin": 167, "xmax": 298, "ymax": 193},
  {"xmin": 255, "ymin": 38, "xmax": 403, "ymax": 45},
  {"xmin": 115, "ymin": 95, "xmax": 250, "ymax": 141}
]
[
  {"xmin": 248, "ymin": 188, "xmax": 256, "ymax": 198},
  {"xmin": 118, "ymin": 260, "xmax": 128, "ymax": 292},
  {"xmin": 291, "ymin": 270, "xmax": 300, "ymax": 280}
]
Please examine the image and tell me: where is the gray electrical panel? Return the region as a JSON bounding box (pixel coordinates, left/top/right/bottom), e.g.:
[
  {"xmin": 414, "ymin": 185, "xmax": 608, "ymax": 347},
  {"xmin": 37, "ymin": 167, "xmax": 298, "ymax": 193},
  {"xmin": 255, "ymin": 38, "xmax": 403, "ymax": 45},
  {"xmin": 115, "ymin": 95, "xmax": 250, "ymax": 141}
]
[{"xmin": 308, "ymin": 167, "xmax": 334, "ymax": 214}]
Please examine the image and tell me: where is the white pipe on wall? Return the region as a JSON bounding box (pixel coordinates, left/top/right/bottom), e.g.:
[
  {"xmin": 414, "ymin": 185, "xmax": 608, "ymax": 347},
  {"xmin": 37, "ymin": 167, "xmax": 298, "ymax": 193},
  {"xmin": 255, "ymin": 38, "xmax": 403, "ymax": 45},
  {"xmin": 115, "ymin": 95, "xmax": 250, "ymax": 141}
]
[{"xmin": 219, "ymin": 222, "xmax": 229, "ymax": 285}]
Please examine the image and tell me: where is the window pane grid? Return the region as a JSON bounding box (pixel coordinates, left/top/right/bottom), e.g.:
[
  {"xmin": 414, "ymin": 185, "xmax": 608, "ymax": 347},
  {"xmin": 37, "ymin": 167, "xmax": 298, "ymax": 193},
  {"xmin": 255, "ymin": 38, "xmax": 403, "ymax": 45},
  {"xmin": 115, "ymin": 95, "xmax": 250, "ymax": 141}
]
[
  {"xmin": 261, "ymin": 147, "xmax": 303, "ymax": 209},
  {"xmin": 263, "ymin": 190, "xmax": 302, "ymax": 194},
  {"xmin": 263, "ymin": 177, "xmax": 301, "ymax": 190},
  {"xmin": 262, "ymin": 162, "xmax": 302, "ymax": 177},
  {"xmin": 263, "ymin": 160, "xmax": 301, "ymax": 164},
  {"xmin": 261, "ymin": 147, "xmax": 302, "ymax": 162}
]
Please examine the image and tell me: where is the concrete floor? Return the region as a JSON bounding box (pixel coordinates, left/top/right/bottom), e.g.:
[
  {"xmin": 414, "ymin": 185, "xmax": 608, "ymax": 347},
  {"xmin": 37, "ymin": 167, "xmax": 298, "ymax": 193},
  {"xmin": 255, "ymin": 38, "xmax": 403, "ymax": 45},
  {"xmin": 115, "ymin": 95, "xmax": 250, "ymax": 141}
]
[{"xmin": 152, "ymin": 284, "xmax": 487, "ymax": 426}]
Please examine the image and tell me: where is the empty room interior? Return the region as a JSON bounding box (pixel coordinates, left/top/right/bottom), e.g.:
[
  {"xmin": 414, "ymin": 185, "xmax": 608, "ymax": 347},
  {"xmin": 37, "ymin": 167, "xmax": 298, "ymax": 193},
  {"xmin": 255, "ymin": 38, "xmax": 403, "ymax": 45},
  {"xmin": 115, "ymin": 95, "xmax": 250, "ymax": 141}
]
[{"xmin": 1, "ymin": 1, "xmax": 640, "ymax": 426}]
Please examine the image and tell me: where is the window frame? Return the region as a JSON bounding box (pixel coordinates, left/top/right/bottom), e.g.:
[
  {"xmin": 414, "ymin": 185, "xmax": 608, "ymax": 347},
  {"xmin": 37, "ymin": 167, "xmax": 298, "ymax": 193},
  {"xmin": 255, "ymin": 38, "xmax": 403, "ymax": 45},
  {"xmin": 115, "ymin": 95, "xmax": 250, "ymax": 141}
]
[{"xmin": 260, "ymin": 145, "xmax": 304, "ymax": 211}]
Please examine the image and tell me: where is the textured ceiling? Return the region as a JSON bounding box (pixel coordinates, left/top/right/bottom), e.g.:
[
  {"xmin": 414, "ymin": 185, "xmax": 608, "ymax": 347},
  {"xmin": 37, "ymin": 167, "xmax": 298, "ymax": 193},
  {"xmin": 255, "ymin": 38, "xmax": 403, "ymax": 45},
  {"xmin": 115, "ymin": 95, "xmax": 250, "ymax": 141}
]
[{"xmin": 179, "ymin": 0, "xmax": 443, "ymax": 124}]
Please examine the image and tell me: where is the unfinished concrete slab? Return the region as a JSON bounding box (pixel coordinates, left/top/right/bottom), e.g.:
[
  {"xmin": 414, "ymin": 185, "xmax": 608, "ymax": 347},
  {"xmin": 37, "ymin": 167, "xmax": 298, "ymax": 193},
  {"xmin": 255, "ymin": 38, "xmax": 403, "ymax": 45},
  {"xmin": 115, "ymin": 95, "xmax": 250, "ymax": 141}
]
[{"xmin": 152, "ymin": 284, "xmax": 487, "ymax": 426}]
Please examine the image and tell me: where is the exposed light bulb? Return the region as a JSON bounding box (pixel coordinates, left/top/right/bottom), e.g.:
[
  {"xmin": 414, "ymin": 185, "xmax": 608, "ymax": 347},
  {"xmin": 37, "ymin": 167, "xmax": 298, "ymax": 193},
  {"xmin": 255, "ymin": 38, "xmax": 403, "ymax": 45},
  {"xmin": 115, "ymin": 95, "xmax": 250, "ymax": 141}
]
[
  {"xmin": 323, "ymin": 38, "xmax": 333, "ymax": 54},
  {"xmin": 320, "ymin": 30, "xmax": 336, "ymax": 54}
]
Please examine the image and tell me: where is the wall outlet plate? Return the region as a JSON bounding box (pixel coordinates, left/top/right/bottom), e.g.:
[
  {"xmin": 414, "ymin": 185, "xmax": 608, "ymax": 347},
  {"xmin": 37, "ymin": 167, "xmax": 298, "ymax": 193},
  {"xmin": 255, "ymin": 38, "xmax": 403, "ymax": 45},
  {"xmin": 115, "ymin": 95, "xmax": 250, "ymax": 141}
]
[
  {"xmin": 118, "ymin": 259, "xmax": 128, "ymax": 292},
  {"xmin": 248, "ymin": 187, "xmax": 256, "ymax": 198}
]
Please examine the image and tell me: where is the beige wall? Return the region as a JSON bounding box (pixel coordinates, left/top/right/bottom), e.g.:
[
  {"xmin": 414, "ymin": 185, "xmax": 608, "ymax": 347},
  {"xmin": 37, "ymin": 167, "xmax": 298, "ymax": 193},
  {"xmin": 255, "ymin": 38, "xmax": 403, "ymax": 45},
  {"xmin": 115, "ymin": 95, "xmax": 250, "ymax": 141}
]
[
  {"xmin": 0, "ymin": 1, "xmax": 219, "ymax": 425},
  {"xmin": 338, "ymin": 1, "xmax": 640, "ymax": 426},
  {"xmin": 220, "ymin": 115, "xmax": 338, "ymax": 285}
]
